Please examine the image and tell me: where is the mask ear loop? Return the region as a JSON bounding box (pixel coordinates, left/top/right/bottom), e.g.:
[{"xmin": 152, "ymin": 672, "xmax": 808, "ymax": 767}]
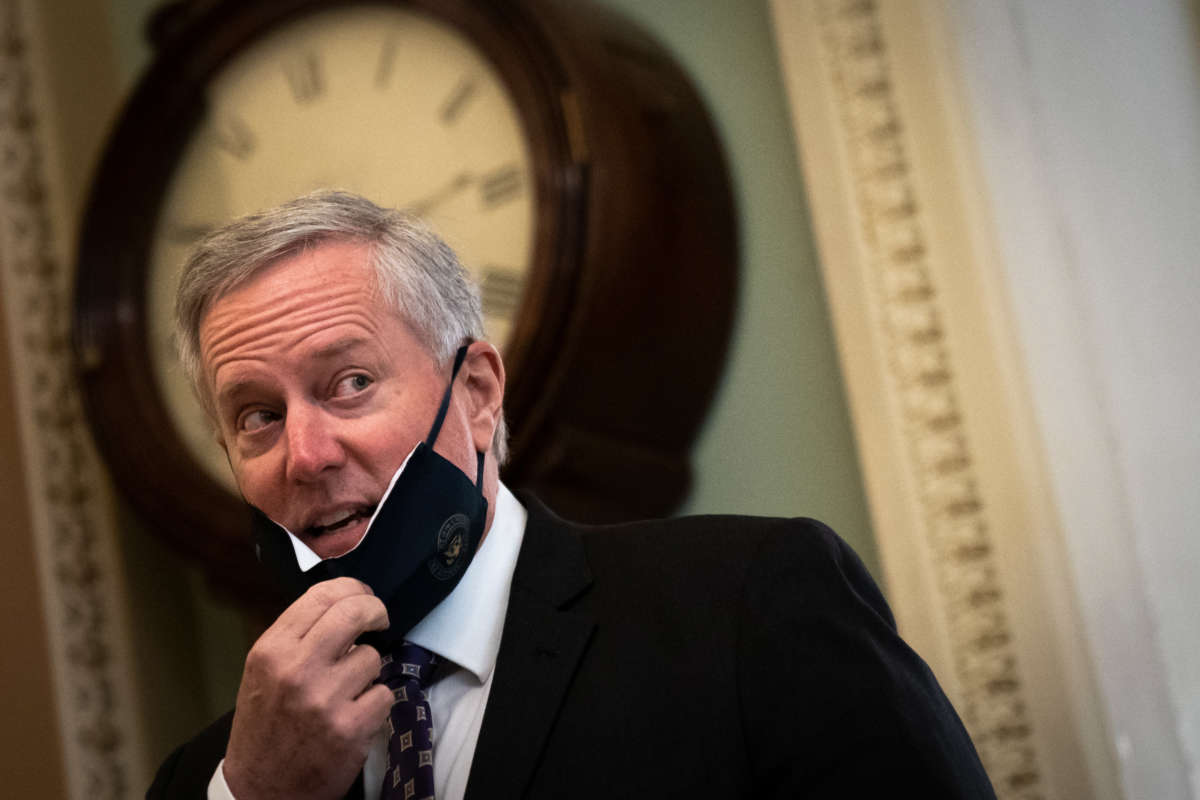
[
  {"xmin": 474, "ymin": 450, "xmax": 486, "ymax": 492},
  {"xmin": 425, "ymin": 344, "xmax": 470, "ymax": 445},
  {"xmin": 425, "ymin": 343, "xmax": 486, "ymax": 492}
]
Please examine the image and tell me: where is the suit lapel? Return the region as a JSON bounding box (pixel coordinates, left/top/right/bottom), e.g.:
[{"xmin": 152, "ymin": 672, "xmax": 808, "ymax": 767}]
[{"xmin": 464, "ymin": 498, "xmax": 595, "ymax": 800}]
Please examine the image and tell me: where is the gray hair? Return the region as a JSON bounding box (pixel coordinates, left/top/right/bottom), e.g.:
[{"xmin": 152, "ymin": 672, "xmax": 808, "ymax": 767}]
[{"xmin": 175, "ymin": 189, "xmax": 507, "ymax": 463}]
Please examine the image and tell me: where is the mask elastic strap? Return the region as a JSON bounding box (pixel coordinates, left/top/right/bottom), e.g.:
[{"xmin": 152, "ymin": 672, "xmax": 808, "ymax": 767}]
[
  {"xmin": 425, "ymin": 344, "xmax": 470, "ymax": 446},
  {"xmin": 427, "ymin": 344, "xmax": 487, "ymax": 489}
]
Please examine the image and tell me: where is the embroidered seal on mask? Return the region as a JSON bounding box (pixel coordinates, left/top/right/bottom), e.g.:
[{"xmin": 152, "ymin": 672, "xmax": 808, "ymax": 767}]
[{"xmin": 430, "ymin": 513, "xmax": 471, "ymax": 580}]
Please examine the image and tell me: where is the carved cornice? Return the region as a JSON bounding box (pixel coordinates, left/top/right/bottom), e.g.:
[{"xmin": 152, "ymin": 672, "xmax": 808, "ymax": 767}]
[
  {"xmin": 813, "ymin": 1, "xmax": 1043, "ymax": 797},
  {"xmin": 0, "ymin": 1, "xmax": 129, "ymax": 796}
]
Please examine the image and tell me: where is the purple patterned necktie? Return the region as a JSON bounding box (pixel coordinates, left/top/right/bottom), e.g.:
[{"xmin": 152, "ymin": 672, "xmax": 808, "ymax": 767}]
[{"xmin": 379, "ymin": 642, "xmax": 438, "ymax": 800}]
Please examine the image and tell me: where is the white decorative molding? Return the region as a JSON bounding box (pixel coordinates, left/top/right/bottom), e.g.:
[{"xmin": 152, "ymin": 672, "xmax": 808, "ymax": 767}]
[
  {"xmin": 805, "ymin": 3, "xmax": 1040, "ymax": 795},
  {"xmin": 0, "ymin": 1, "xmax": 142, "ymax": 796},
  {"xmin": 769, "ymin": 0, "xmax": 1122, "ymax": 798}
]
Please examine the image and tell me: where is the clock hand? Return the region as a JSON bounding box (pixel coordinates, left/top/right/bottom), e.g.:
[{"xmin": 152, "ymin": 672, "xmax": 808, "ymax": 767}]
[{"xmin": 405, "ymin": 172, "xmax": 475, "ymax": 216}]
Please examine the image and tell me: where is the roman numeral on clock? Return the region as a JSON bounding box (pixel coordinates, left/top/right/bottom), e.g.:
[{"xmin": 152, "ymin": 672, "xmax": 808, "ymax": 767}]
[
  {"xmin": 440, "ymin": 77, "xmax": 478, "ymax": 124},
  {"xmin": 164, "ymin": 222, "xmax": 215, "ymax": 246},
  {"xmin": 283, "ymin": 51, "xmax": 324, "ymax": 103},
  {"xmin": 480, "ymin": 267, "xmax": 523, "ymax": 321},
  {"xmin": 479, "ymin": 164, "xmax": 523, "ymax": 209},
  {"xmin": 375, "ymin": 38, "xmax": 398, "ymax": 88},
  {"xmin": 213, "ymin": 116, "xmax": 256, "ymax": 160},
  {"xmin": 480, "ymin": 266, "xmax": 524, "ymax": 319}
]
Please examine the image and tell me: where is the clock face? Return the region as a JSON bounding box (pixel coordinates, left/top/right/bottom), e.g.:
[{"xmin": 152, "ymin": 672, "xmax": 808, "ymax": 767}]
[{"xmin": 146, "ymin": 4, "xmax": 536, "ymax": 491}]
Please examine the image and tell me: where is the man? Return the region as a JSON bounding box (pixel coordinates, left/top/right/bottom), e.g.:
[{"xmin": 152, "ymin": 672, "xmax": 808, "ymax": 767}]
[{"xmin": 149, "ymin": 191, "xmax": 996, "ymax": 799}]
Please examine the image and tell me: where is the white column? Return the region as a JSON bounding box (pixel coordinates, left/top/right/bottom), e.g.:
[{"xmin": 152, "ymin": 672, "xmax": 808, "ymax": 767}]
[
  {"xmin": 943, "ymin": 1, "xmax": 1200, "ymax": 798},
  {"xmin": 0, "ymin": 0, "xmax": 147, "ymax": 796}
]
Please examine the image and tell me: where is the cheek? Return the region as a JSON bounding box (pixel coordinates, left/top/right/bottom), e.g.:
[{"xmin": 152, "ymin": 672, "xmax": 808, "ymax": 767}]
[
  {"xmin": 340, "ymin": 402, "xmax": 428, "ymax": 475},
  {"xmin": 359, "ymin": 425, "xmax": 424, "ymax": 477},
  {"xmin": 227, "ymin": 456, "xmax": 277, "ymax": 508}
]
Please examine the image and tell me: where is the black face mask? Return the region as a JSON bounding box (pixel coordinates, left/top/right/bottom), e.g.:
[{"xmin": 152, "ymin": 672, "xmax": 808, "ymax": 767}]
[{"xmin": 251, "ymin": 345, "xmax": 487, "ymax": 650}]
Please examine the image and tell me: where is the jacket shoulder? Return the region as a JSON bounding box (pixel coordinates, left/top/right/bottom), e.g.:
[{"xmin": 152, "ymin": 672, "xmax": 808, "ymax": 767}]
[{"xmin": 575, "ymin": 513, "xmax": 890, "ymax": 618}]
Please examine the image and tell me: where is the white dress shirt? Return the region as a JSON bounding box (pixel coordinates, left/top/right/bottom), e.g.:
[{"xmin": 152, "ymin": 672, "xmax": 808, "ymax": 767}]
[{"xmin": 209, "ymin": 483, "xmax": 527, "ymax": 800}]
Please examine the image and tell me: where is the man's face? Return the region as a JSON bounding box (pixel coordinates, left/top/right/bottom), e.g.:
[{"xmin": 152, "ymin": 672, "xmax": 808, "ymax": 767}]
[{"xmin": 198, "ymin": 240, "xmax": 480, "ymax": 559}]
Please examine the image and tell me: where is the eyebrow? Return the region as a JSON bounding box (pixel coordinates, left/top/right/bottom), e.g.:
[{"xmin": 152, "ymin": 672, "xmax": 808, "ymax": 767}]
[
  {"xmin": 309, "ymin": 336, "xmax": 373, "ymax": 361},
  {"xmin": 215, "ymin": 378, "xmax": 268, "ymax": 412},
  {"xmin": 213, "ymin": 382, "xmax": 262, "ymax": 422}
]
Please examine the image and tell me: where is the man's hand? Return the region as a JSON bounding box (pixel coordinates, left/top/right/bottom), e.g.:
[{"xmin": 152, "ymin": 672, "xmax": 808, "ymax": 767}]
[{"xmin": 222, "ymin": 578, "xmax": 394, "ymax": 800}]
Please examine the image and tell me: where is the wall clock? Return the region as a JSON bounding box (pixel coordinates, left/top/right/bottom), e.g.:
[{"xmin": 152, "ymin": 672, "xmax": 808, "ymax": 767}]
[{"xmin": 74, "ymin": 0, "xmax": 737, "ymax": 601}]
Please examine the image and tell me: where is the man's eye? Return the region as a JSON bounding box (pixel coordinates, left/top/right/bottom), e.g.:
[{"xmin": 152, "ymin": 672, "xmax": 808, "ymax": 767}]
[
  {"xmin": 239, "ymin": 409, "xmax": 279, "ymax": 433},
  {"xmin": 334, "ymin": 373, "xmax": 373, "ymax": 397}
]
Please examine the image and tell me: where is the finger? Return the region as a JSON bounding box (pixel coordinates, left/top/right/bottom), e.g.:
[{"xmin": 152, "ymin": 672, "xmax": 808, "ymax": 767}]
[
  {"xmin": 303, "ymin": 593, "xmax": 389, "ymax": 661},
  {"xmin": 328, "ymin": 644, "xmax": 385, "ymax": 703},
  {"xmin": 347, "ymin": 682, "xmax": 395, "ymax": 737},
  {"xmin": 322, "ymin": 682, "xmax": 393, "ymax": 766},
  {"xmin": 272, "ymin": 577, "xmax": 376, "ymax": 640}
]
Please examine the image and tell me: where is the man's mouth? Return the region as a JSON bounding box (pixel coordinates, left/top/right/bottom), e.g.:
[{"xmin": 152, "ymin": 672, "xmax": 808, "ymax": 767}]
[{"xmin": 303, "ymin": 505, "xmax": 377, "ymax": 538}]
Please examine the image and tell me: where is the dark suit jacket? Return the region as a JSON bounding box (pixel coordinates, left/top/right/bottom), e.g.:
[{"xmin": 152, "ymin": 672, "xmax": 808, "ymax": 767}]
[{"xmin": 149, "ymin": 500, "xmax": 995, "ymax": 799}]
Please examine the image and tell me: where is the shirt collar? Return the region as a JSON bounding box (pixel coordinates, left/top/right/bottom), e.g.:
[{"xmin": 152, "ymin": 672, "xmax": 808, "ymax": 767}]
[
  {"xmin": 283, "ymin": 480, "xmax": 526, "ymax": 683},
  {"xmin": 404, "ymin": 482, "xmax": 526, "ymax": 683}
]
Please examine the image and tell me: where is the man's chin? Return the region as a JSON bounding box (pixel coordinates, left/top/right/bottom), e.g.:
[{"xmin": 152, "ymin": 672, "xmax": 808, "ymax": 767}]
[{"xmin": 302, "ymin": 516, "xmax": 371, "ymax": 561}]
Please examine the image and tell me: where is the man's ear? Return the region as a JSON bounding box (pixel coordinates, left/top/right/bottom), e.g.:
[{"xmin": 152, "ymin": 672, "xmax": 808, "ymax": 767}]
[{"xmin": 461, "ymin": 340, "xmax": 506, "ymax": 453}]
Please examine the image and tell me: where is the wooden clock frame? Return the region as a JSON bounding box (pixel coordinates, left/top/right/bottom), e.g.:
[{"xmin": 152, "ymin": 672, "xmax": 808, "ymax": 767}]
[{"xmin": 74, "ymin": 0, "xmax": 737, "ymax": 601}]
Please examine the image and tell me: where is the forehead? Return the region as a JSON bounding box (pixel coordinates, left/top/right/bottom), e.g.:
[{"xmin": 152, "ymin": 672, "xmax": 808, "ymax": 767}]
[
  {"xmin": 197, "ymin": 241, "xmax": 409, "ymax": 383},
  {"xmin": 199, "ymin": 240, "xmax": 390, "ymax": 341}
]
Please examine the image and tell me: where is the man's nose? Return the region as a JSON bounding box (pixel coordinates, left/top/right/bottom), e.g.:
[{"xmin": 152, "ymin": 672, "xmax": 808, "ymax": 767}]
[{"xmin": 284, "ymin": 403, "xmax": 346, "ymax": 482}]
